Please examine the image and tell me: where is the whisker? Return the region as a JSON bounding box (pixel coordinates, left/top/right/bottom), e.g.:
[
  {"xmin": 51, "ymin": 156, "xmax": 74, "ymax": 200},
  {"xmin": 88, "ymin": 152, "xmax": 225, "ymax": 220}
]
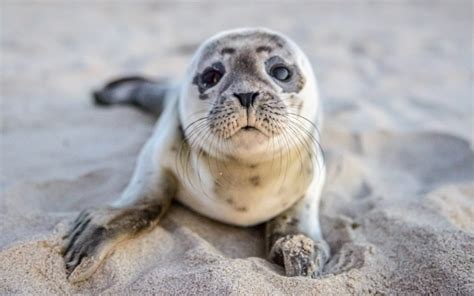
[{"xmin": 286, "ymin": 112, "xmax": 325, "ymax": 168}]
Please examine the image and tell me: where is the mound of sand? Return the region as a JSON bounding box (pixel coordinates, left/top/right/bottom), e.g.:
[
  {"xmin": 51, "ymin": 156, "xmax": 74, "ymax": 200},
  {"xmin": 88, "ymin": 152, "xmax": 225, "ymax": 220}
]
[{"xmin": 1, "ymin": 2, "xmax": 472, "ymax": 294}]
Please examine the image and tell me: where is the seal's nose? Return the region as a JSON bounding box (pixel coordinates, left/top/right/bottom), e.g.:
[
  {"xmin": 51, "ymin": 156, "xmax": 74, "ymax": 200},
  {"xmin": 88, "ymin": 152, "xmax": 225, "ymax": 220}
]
[{"xmin": 234, "ymin": 92, "xmax": 259, "ymax": 108}]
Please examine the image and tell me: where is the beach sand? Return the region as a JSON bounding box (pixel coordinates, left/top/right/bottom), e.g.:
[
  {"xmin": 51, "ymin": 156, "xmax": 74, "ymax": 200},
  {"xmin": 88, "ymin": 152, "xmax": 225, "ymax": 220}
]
[{"xmin": 1, "ymin": 1, "xmax": 473, "ymax": 294}]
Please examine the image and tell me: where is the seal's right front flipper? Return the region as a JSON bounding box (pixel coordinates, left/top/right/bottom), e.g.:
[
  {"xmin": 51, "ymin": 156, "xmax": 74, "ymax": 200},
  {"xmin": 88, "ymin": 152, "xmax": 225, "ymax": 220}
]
[
  {"xmin": 62, "ymin": 202, "xmax": 169, "ymax": 283},
  {"xmin": 62, "ymin": 139, "xmax": 178, "ymax": 283},
  {"xmin": 93, "ymin": 76, "xmax": 175, "ymax": 116}
]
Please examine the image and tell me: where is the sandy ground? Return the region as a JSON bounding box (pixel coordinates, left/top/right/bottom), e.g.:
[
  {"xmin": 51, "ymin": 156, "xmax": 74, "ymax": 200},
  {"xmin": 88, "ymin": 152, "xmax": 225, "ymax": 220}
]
[{"xmin": 1, "ymin": 1, "xmax": 473, "ymax": 295}]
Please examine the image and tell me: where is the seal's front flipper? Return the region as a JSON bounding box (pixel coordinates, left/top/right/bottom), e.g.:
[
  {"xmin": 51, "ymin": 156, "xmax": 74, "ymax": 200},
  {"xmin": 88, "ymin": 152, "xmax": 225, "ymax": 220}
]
[
  {"xmin": 93, "ymin": 76, "xmax": 175, "ymax": 116},
  {"xmin": 268, "ymin": 233, "xmax": 329, "ymax": 278},
  {"xmin": 266, "ymin": 193, "xmax": 330, "ymax": 278},
  {"xmin": 62, "ymin": 139, "xmax": 177, "ymax": 283},
  {"xmin": 62, "ymin": 202, "xmax": 169, "ymax": 283}
]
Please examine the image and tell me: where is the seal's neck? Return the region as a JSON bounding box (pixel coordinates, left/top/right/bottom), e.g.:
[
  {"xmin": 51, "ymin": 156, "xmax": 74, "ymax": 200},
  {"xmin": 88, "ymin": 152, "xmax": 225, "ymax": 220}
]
[{"xmin": 194, "ymin": 144, "xmax": 314, "ymax": 187}]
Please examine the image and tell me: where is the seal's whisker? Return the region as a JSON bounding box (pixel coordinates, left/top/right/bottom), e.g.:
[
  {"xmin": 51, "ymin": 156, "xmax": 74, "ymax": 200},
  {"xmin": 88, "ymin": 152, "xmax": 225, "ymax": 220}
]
[
  {"xmin": 285, "ymin": 114, "xmax": 326, "ymax": 172},
  {"xmin": 273, "ymin": 121, "xmax": 293, "ymax": 188},
  {"xmin": 284, "ymin": 119, "xmax": 317, "ymax": 182},
  {"xmin": 280, "ymin": 120, "xmax": 310, "ymax": 182},
  {"xmin": 287, "ymin": 112, "xmax": 323, "ymax": 142},
  {"xmin": 285, "ymin": 118, "xmax": 322, "ymax": 174},
  {"xmin": 178, "ymin": 118, "xmax": 211, "ymax": 191}
]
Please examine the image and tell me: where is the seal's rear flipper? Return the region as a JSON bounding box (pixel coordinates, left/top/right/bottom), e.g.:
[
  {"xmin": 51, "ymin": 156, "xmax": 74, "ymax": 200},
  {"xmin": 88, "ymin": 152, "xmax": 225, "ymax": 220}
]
[{"xmin": 92, "ymin": 76, "xmax": 174, "ymax": 116}]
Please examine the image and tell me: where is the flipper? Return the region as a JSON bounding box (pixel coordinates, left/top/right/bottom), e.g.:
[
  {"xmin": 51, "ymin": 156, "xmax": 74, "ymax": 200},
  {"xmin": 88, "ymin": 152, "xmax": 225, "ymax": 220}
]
[{"xmin": 92, "ymin": 76, "xmax": 176, "ymax": 116}]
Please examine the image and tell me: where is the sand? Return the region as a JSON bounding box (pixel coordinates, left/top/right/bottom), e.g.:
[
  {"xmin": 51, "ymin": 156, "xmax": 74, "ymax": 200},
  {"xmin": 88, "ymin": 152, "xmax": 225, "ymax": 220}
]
[{"xmin": 1, "ymin": 1, "xmax": 473, "ymax": 295}]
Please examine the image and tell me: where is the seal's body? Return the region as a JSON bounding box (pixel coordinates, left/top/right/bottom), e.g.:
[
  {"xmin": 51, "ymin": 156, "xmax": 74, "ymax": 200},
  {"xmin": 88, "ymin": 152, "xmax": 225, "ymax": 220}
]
[{"xmin": 63, "ymin": 28, "xmax": 329, "ymax": 282}]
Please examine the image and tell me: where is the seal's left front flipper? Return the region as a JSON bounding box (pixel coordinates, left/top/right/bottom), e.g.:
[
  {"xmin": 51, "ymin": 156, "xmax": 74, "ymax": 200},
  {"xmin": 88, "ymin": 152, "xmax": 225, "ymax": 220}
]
[
  {"xmin": 266, "ymin": 193, "xmax": 330, "ymax": 278},
  {"xmin": 268, "ymin": 233, "xmax": 329, "ymax": 278}
]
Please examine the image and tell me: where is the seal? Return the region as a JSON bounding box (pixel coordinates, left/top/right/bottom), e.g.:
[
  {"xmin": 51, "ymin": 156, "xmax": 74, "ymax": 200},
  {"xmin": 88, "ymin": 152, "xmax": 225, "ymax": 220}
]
[{"xmin": 62, "ymin": 28, "xmax": 329, "ymax": 282}]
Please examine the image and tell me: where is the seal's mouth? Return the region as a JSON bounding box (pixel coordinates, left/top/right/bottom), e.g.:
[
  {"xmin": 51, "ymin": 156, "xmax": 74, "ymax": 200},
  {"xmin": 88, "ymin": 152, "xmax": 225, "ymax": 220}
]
[
  {"xmin": 242, "ymin": 125, "xmax": 257, "ymax": 131},
  {"xmin": 234, "ymin": 125, "xmax": 268, "ymax": 138}
]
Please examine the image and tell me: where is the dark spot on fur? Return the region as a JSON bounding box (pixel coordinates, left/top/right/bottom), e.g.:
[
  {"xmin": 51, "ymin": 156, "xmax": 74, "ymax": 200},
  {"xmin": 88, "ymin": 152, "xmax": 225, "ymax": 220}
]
[
  {"xmin": 256, "ymin": 46, "xmax": 272, "ymax": 53},
  {"xmin": 249, "ymin": 175, "xmax": 261, "ymax": 186},
  {"xmin": 249, "ymin": 164, "xmax": 258, "ymax": 169},
  {"xmin": 306, "ymin": 164, "xmax": 313, "ymax": 175},
  {"xmin": 351, "ymin": 222, "xmax": 361, "ymax": 229},
  {"xmin": 199, "ymin": 93, "xmax": 209, "ymax": 100},
  {"xmin": 235, "ymin": 206, "xmax": 248, "ymax": 212},
  {"xmin": 221, "ymin": 47, "xmax": 235, "ymax": 55},
  {"xmin": 287, "ymin": 217, "xmax": 299, "ymax": 227},
  {"xmin": 198, "ymin": 148, "xmax": 208, "ymax": 158}
]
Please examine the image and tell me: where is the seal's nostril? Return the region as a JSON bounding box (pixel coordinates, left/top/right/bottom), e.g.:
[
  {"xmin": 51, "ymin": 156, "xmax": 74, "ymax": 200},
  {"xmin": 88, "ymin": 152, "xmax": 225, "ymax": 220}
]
[
  {"xmin": 251, "ymin": 92, "xmax": 259, "ymax": 102},
  {"xmin": 234, "ymin": 92, "xmax": 259, "ymax": 108}
]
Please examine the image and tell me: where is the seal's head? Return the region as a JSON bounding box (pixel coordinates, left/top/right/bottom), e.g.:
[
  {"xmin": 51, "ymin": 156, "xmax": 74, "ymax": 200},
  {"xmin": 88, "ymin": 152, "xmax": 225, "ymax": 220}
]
[{"xmin": 180, "ymin": 28, "xmax": 321, "ymax": 162}]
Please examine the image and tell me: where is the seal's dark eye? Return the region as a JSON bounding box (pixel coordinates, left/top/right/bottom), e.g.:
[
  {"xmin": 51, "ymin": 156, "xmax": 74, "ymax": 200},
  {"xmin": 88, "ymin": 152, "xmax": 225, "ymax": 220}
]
[
  {"xmin": 201, "ymin": 69, "xmax": 222, "ymax": 88},
  {"xmin": 271, "ymin": 65, "xmax": 291, "ymax": 81}
]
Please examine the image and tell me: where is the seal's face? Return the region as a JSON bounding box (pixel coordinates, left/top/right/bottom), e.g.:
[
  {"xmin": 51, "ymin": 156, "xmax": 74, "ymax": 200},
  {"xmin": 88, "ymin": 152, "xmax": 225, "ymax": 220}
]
[{"xmin": 180, "ymin": 28, "xmax": 320, "ymax": 162}]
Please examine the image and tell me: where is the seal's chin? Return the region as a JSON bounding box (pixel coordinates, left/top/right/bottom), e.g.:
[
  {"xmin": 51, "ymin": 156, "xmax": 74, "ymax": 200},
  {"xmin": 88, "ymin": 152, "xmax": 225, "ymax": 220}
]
[{"xmin": 209, "ymin": 126, "xmax": 278, "ymax": 162}]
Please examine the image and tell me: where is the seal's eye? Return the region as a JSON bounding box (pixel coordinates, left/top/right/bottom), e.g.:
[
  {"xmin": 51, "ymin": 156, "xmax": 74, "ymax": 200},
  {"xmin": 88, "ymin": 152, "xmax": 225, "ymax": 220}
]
[
  {"xmin": 200, "ymin": 69, "xmax": 222, "ymax": 89},
  {"xmin": 271, "ymin": 65, "xmax": 291, "ymax": 81}
]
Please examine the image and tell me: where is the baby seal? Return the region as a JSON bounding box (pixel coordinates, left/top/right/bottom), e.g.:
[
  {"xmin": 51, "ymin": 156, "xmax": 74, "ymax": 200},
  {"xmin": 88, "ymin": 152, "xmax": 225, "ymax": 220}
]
[{"xmin": 62, "ymin": 28, "xmax": 329, "ymax": 282}]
